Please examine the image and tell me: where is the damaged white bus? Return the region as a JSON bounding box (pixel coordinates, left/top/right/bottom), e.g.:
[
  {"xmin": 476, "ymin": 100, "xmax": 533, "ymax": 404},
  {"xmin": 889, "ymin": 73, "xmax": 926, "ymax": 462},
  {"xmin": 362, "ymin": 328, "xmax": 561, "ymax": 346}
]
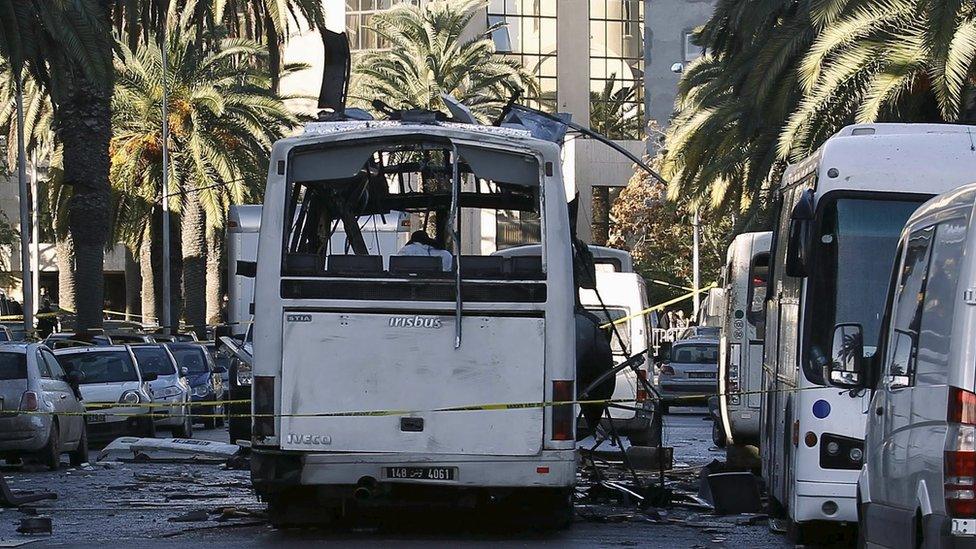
[{"xmin": 248, "ymin": 119, "xmax": 579, "ymax": 526}]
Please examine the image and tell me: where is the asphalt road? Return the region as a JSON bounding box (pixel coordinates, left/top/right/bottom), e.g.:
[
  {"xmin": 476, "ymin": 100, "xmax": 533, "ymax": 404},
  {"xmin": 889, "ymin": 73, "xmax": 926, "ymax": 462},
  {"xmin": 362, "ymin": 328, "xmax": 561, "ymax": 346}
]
[{"xmin": 0, "ymin": 407, "xmax": 791, "ymax": 548}]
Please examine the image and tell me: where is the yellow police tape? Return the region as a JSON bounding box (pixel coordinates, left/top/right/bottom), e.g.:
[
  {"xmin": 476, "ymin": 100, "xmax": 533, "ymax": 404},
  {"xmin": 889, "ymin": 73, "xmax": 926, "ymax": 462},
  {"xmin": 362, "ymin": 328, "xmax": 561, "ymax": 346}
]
[
  {"xmin": 16, "ymin": 384, "xmax": 821, "ymax": 420},
  {"xmin": 599, "ymin": 282, "xmax": 718, "ymax": 329}
]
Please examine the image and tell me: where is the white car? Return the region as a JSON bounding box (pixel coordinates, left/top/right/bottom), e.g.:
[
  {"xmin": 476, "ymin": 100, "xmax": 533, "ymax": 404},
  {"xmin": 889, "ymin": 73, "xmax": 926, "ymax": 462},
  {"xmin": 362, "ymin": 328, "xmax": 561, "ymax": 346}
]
[
  {"xmin": 53, "ymin": 346, "xmax": 157, "ymax": 439},
  {"xmin": 130, "ymin": 344, "xmax": 192, "ymax": 438}
]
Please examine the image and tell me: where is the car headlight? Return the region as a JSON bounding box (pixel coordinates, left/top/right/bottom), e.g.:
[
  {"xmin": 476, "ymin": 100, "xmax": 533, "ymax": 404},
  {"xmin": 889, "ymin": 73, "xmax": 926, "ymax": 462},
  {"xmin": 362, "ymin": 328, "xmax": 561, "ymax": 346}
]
[
  {"xmin": 192, "ymin": 385, "xmax": 209, "ymax": 398},
  {"xmin": 120, "ymin": 390, "xmax": 142, "ymax": 405},
  {"xmin": 158, "ymin": 386, "xmax": 181, "ymax": 398}
]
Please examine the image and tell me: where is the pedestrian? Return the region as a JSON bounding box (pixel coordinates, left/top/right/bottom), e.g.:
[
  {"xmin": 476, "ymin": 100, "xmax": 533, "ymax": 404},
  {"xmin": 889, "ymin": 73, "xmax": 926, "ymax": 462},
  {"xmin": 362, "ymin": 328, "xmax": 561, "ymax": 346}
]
[{"xmin": 36, "ymin": 298, "xmax": 56, "ymax": 339}]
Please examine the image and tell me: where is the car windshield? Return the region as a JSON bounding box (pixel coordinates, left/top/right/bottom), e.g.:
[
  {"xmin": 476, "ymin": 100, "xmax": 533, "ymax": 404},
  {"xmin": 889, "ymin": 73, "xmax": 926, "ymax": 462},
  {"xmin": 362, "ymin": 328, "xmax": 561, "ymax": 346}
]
[
  {"xmin": 806, "ymin": 197, "xmax": 924, "ymax": 383},
  {"xmin": 131, "ymin": 347, "xmax": 176, "ymax": 376},
  {"xmin": 170, "ymin": 347, "xmax": 209, "ymax": 374},
  {"xmin": 584, "ymin": 307, "xmax": 631, "ymax": 354},
  {"xmin": 57, "ymin": 351, "xmax": 139, "ymax": 384},
  {"xmin": 671, "ymin": 344, "xmax": 718, "ymax": 364},
  {"xmin": 0, "ymin": 353, "xmax": 27, "ymax": 380}
]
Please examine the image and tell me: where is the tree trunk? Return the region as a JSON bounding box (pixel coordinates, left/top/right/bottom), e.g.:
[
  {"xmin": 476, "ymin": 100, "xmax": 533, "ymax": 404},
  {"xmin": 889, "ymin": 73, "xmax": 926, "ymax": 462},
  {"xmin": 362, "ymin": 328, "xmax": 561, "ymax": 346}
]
[
  {"xmin": 56, "ymin": 1, "xmax": 113, "ymax": 332},
  {"xmin": 139, "ymin": 231, "xmax": 157, "ymax": 327},
  {"xmin": 181, "ymin": 196, "xmax": 207, "ymax": 339},
  {"xmin": 124, "ymin": 247, "xmax": 140, "ymax": 322},
  {"xmin": 206, "ymin": 228, "xmax": 224, "ymax": 325},
  {"xmin": 55, "ymin": 235, "xmax": 76, "ymax": 313}
]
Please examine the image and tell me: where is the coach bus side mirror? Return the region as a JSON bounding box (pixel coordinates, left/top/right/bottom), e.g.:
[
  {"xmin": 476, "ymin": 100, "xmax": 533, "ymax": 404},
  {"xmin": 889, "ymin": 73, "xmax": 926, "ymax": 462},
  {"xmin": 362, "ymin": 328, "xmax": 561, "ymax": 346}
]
[
  {"xmin": 785, "ymin": 190, "xmax": 815, "ymax": 277},
  {"xmin": 826, "ymin": 323, "xmax": 864, "ymax": 388}
]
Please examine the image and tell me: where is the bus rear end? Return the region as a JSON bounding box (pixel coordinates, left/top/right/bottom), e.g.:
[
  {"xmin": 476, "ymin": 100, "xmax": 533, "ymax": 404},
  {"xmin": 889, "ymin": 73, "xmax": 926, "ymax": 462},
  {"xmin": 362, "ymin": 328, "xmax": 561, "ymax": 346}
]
[{"xmin": 249, "ymin": 123, "xmax": 576, "ymax": 526}]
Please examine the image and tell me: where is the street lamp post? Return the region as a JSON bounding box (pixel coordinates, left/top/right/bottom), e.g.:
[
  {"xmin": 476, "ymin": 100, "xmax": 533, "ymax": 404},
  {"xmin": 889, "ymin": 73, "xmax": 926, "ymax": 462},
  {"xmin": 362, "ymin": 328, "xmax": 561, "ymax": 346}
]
[
  {"xmin": 160, "ymin": 33, "xmax": 172, "ymax": 333},
  {"xmin": 14, "ymin": 73, "xmax": 34, "ymax": 334},
  {"xmin": 692, "ymin": 209, "xmax": 700, "ymax": 317}
]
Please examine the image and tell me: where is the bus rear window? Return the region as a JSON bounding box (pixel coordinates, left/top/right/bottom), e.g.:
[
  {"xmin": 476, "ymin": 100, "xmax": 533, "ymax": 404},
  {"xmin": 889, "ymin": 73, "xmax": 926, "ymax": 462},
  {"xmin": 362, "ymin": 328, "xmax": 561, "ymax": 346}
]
[
  {"xmin": 748, "ymin": 252, "xmax": 770, "ymax": 325},
  {"xmin": 282, "ymin": 139, "xmax": 543, "ymax": 282}
]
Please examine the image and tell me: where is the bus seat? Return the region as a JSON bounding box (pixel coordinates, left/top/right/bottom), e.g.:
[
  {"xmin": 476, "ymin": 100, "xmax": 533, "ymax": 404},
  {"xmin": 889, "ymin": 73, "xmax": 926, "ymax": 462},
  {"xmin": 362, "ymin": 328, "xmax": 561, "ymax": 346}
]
[
  {"xmin": 284, "ymin": 253, "xmax": 323, "ymax": 275},
  {"xmin": 389, "ymin": 256, "xmax": 443, "ymax": 276},
  {"xmin": 327, "ymin": 255, "xmax": 383, "ymax": 275},
  {"xmin": 509, "ymin": 256, "xmax": 543, "ymax": 278},
  {"xmin": 457, "ymin": 256, "xmax": 505, "ymax": 278}
]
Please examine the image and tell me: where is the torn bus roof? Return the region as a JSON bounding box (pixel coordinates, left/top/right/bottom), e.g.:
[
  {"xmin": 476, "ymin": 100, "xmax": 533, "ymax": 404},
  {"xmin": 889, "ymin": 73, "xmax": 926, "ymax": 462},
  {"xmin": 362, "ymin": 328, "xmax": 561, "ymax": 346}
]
[{"xmin": 303, "ymin": 120, "xmax": 532, "ymax": 140}]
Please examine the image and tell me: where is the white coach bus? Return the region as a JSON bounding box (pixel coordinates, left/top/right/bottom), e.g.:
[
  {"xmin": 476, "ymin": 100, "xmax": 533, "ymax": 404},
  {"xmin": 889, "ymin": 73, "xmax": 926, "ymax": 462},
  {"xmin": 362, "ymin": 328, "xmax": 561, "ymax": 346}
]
[
  {"xmin": 715, "ymin": 231, "xmax": 770, "ymax": 449},
  {"xmin": 248, "ymin": 120, "xmax": 577, "ymax": 527},
  {"xmin": 761, "ymin": 123, "xmax": 976, "ymax": 541}
]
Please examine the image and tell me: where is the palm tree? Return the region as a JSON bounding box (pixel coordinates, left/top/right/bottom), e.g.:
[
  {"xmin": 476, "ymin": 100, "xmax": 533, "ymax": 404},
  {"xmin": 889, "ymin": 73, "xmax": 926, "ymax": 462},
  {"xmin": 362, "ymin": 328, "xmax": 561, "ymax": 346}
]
[
  {"xmin": 111, "ymin": 0, "xmax": 326, "ymax": 87},
  {"xmin": 590, "ymin": 74, "xmax": 644, "ymax": 140},
  {"xmin": 350, "ymin": 0, "xmax": 539, "ymax": 122},
  {"xmin": 659, "ymin": 0, "xmax": 816, "ymax": 220},
  {"xmin": 111, "ymin": 22, "xmax": 299, "ymax": 337},
  {"xmin": 0, "ymin": 0, "xmax": 113, "ymax": 330},
  {"xmin": 781, "ymin": 0, "xmax": 976, "ymax": 159}
]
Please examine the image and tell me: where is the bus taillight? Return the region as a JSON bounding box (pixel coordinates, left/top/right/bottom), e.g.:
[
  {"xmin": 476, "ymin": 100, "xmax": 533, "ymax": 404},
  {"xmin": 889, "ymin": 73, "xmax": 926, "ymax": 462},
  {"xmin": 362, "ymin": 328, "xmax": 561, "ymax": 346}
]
[
  {"xmin": 253, "ymin": 376, "xmax": 276, "ymax": 437},
  {"xmin": 552, "ymin": 381, "xmax": 574, "ymax": 441}
]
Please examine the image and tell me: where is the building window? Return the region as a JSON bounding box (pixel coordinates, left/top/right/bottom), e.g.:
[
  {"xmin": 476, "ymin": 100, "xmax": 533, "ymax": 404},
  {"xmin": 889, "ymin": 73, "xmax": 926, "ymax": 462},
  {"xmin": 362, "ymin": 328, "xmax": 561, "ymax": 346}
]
[
  {"xmin": 496, "ymin": 210, "xmax": 541, "ymax": 250},
  {"xmin": 590, "ymin": 185, "xmax": 622, "ymax": 245},
  {"xmin": 589, "ymin": 0, "xmax": 644, "ymax": 140},
  {"xmin": 346, "ymin": 0, "xmax": 420, "ymax": 51},
  {"xmin": 487, "ymin": 0, "xmax": 558, "ymax": 112},
  {"xmin": 683, "ymin": 30, "xmax": 702, "ymax": 62}
]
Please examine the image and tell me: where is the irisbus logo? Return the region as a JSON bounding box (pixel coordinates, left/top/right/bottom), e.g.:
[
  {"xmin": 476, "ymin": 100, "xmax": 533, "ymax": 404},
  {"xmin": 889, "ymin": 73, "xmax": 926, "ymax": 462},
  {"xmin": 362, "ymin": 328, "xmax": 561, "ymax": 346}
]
[{"xmin": 389, "ymin": 316, "xmax": 443, "ymax": 329}]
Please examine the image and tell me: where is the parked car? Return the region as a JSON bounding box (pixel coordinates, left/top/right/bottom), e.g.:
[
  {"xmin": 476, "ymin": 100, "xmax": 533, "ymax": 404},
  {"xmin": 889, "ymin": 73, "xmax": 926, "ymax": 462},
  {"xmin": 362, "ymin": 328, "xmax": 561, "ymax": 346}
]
[
  {"xmin": 44, "ymin": 332, "xmax": 112, "ymax": 349},
  {"xmin": 655, "ymin": 337, "xmax": 719, "ymax": 413},
  {"xmin": 216, "ymin": 327, "xmax": 252, "ymax": 444},
  {"xmin": 53, "ymin": 346, "xmax": 157, "ymax": 439},
  {"xmin": 130, "ymin": 345, "xmax": 192, "ymax": 438},
  {"xmin": 166, "ymin": 343, "xmax": 225, "ymax": 429},
  {"xmin": 820, "ymin": 182, "xmax": 976, "ymax": 548},
  {"xmin": 200, "ymin": 342, "xmax": 231, "ymax": 385},
  {"xmin": 0, "ymin": 343, "xmax": 88, "ymax": 469}
]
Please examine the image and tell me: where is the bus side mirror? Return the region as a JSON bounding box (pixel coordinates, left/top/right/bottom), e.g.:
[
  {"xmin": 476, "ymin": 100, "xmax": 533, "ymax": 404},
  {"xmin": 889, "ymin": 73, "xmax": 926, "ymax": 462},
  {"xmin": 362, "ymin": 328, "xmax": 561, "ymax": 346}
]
[
  {"xmin": 785, "ymin": 190, "xmax": 815, "ymax": 277},
  {"xmin": 825, "ymin": 323, "xmax": 865, "ymax": 388},
  {"xmin": 706, "ymin": 287, "xmax": 725, "ymax": 318},
  {"xmin": 237, "ymin": 260, "xmax": 257, "ymax": 279}
]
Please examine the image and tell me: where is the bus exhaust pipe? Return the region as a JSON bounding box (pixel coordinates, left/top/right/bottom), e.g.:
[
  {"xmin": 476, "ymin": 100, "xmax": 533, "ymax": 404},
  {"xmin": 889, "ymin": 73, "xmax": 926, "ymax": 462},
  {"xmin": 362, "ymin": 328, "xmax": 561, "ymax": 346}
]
[{"xmin": 354, "ymin": 477, "xmax": 378, "ymax": 501}]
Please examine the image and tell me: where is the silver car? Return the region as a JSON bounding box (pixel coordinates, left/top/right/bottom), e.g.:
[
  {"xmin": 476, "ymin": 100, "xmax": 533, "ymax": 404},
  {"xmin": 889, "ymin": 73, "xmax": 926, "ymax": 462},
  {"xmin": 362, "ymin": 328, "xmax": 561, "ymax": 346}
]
[
  {"xmin": 0, "ymin": 343, "xmax": 88, "ymax": 469},
  {"xmin": 656, "ymin": 337, "xmax": 719, "ymax": 413},
  {"xmin": 54, "ymin": 346, "xmax": 157, "ymax": 439},
  {"xmin": 130, "ymin": 345, "xmax": 192, "ymax": 438}
]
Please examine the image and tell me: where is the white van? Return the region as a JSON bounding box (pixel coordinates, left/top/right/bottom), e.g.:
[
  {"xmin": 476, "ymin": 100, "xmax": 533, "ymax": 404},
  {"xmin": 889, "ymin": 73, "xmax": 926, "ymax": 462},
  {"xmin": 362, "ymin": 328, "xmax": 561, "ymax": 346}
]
[
  {"xmin": 825, "ymin": 182, "xmax": 976, "ymax": 547},
  {"xmin": 579, "ymin": 271, "xmax": 657, "ymax": 444},
  {"xmin": 249, "ymin": 120, "xmax": 577, "ymax": 527},
  {"xmin": 715, "ymin": 232, "xmax": 771, "ymax": 450},
  {"xmin": 495, "ymin": 245, "xmax": 657, "ymax": 444}
]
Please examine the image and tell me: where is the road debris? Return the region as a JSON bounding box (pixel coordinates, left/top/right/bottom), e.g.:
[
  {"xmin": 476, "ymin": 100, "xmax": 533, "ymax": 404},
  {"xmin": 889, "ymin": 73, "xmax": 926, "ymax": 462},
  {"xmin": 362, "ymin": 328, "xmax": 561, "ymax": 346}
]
[
  {"xmin": 97, "ymin": 438, "xmax": 242, "ymax": 464},
  {"xmin": 15, "ymin": 517, "xmax": 51, "ymax": 536},
  {"xmin": 168, "ymin": 509, "xmax": 209, "ymax": 523}
]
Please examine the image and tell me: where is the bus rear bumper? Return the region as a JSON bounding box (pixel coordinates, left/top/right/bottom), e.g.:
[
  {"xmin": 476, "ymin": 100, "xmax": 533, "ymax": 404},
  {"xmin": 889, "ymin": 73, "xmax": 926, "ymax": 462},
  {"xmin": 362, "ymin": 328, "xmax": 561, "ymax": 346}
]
[
  {"xmin": 252, "ymin": 448, "xmax": 577, "ymax": 497},
  {"xmin": 794, "ymin": 480, "xmax": 858, "ymax": 523}
]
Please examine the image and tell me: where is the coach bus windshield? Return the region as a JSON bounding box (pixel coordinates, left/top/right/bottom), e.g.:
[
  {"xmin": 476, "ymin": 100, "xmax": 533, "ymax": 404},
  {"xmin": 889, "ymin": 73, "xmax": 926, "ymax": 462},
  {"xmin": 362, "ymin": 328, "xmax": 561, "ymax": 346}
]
[{"xmin": 804, "ymin": 197, "xmax": 924, "ymax": 384}]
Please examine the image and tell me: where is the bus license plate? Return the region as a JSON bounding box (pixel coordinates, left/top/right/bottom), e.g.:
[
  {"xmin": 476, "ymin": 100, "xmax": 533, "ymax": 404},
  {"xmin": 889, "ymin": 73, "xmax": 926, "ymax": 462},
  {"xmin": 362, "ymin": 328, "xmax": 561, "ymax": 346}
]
[
  {"xmin": 688, "ymin": 372, "xmax": 716, "ymax": 379},
  {"xmin": 386, "ymin": 467, "xmax": 456, "ymax": 481}
]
